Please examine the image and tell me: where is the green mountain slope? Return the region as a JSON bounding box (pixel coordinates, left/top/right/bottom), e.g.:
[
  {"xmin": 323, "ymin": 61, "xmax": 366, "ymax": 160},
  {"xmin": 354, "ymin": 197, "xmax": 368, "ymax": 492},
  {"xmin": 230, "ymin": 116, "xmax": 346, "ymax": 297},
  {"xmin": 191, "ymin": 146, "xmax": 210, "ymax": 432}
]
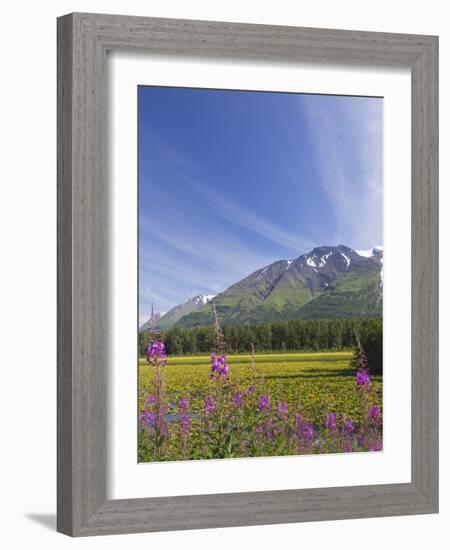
[{"xmin": 175, "ymin": 245, "xmax": 383, "ymax": 328}]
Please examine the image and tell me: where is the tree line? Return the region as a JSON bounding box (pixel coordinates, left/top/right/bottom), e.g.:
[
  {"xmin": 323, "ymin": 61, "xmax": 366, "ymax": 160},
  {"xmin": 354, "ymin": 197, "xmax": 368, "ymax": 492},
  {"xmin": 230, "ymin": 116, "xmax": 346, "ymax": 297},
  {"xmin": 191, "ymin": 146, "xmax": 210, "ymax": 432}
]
[{"xmin": 139, "ymin": 317, "xmax": 382, "ymax": 362}]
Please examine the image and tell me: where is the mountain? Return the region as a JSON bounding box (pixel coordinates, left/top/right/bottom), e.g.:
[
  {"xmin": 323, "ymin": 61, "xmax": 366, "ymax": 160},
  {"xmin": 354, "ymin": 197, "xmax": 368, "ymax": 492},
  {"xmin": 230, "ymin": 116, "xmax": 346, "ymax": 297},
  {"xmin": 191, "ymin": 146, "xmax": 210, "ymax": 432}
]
[
  {"xmin": 176, "ymin": 245, "xmax": 383, "ymax": 327},
  {"xmin": 355, "ymin": 246, "xmax": 383, "ymax": 259},
  {"xmin": 143, "ymin": 294, "xmax": 216, "ymax": 331}
]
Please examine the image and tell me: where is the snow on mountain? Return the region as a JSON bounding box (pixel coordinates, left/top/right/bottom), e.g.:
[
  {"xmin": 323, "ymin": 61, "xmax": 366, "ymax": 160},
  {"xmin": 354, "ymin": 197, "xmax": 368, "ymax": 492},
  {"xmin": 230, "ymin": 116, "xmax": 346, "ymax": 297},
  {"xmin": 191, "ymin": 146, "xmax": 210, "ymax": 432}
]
[
  {"xmin": 356, "ymin": 246, "xmax": 383, "ymax": 258},
  {"xmin": 201, "ymin": 294, "xmax": 216, "ymax": 304},
  {"xmin": 189, "ymin": 294, "xmax": 216, "ymax": 306},
  {"xmin": 355, "ymin": 246, "xmax": 383, "ymax": 287},
  {"xmin": 340, "ymin": 253, "xmax": 351, "ymax": 268},
  {"xmin": 302, "ymin": 246, "xmax": 357, "ymax": 272}
]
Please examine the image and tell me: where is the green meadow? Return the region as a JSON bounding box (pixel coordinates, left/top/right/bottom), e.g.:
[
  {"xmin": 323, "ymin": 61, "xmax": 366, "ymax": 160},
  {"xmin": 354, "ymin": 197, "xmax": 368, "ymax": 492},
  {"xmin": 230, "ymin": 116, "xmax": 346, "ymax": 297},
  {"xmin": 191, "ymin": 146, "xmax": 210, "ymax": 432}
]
[{"xmin": 139, "ymin": 351, "xmax": 382, "ymax": 426}]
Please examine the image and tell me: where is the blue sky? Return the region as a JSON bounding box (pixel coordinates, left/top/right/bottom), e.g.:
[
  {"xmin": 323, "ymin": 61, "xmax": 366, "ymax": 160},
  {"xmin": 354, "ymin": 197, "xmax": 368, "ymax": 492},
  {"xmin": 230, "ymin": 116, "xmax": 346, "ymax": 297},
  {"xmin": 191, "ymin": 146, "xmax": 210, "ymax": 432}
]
[{"xmin": 139, "ymin": 86, "xmax": 383, "ymax": 321}]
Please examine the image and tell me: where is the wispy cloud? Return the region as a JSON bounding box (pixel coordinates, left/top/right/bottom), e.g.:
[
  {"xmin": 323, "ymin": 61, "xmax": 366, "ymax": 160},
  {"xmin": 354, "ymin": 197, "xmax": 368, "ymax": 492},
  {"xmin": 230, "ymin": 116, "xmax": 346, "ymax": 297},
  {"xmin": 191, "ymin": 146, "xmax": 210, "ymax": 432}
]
[
  {"xmin": 179, "ymin": 174, "xmax": 315, "ymax": 254},
  {"xmin": 299, "ymin": 96, "xmax": 383, "ymax": 248},
  {"xmin": 139, "ymin": 213, "xmax": 278, "ymax": 315}
]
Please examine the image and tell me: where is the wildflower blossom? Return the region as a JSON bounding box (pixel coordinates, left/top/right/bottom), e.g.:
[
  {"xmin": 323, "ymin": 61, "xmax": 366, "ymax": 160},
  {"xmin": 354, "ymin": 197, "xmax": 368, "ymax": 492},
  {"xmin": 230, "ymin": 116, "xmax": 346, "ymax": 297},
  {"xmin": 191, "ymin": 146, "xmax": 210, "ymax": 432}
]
[
  {"xmin": 294, "ymin": 412, "xmax": 314, "ymax": 441},
  {"xmin": 210, "ymin": 353, "xmax": 230, "ymax": 379},
  {"xmin": 178, "ymin": 397, "xmax": 190, "ymax": 413},
  {"xmin": 181, "ymin": 414, "xmax": 191, "ymax": 434},
  {"xmin": 140, "ymin": 410, "xmax": 157, "ymax": 428},
  {"xmin": 343, "ymin": 417, "xmax": 354, "ymax": 434},
  {"xmin": 233, "ymin": 392, "xmax": 244, "ymax": 408},
  {"xmin": 343, "ymin": 439, "xmax": 353, "ymax": 452},
  {"xmin": 301, "ymin": 423, "xmax": 314, "ymax": 441},
  {"xmin": 204, "ymin": 396, "xmax": 216, "ymax": 414},
  {"xmin": 264, "ymin": 418, "xmax": 274, "ymax": 438},
  {"xmin": 356, "ymin": 369, "xmax": 371, "ymax": 387},
  {"xmin": 368, "ymin": 405, "xmax": 381, "ymax": 423},
  {"xmin": 295, "ymin": 413, "xmax": 304, "ymax": 429},
  {"xmin": 258, "ymin": 394, "xmax": 271, "ymax": 411},
  {"xmin": 246, "ymin": 385, "xmax": 255, "ymax": 395},
  {"xmin": 277, "ymin": 401, "xmax": 289, "ymax": 417},
  {"xmin": 326, "ymin": 412, "xmax": 337, "ymax": 432},
  {"xmin": 146, "ymin": 339, "xmax": 167, "ymax": 364},
  {"xmin": 145, "ymin": 394, "xmax": 156, "ymax": 407},
  {"xmin": 369, "ymin": 439, "xmax": 383, "ymax": 452}
]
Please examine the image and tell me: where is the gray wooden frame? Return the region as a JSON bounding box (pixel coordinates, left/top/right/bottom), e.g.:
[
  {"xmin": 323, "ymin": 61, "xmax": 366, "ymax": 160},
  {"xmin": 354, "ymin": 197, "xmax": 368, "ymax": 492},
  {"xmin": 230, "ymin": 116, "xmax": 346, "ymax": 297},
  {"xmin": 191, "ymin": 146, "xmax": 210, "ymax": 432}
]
[{"xmin": 57, "ymin": 12, "xmax": 438, "ymax": 537}]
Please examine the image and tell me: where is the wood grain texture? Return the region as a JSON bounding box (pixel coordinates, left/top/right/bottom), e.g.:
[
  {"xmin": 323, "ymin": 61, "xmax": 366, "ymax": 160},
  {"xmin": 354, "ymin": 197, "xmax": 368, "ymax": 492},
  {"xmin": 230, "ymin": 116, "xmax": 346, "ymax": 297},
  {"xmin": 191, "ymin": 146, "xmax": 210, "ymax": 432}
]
[{"xmin": 57, "ymin": 12, "xmax": 439, "ymax": 537}]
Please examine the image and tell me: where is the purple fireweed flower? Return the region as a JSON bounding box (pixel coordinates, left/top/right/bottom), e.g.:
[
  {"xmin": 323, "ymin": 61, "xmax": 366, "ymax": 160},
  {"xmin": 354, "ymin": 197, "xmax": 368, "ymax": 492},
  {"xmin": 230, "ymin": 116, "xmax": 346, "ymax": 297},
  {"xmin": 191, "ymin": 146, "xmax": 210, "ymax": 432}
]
[
  {"xmin": 245, "ymin": 385, "xmax": 255, "ymax": 395},
  {"xmin": 145, "ymin": 394, "xmax": 156, "ymax": 407},
  {"xmin": 140, "ymin": 410, "xmax": 157, "ymax": 428},
  {"xmin": 264, "ymin": 418, "xmax": 274, "ymax": 439},
  {"xmin": 204, "ymin": 396, "xmax": 216, "ymax": 414},
  {"xmin": 343, "ymin": 439, "xmax": 353, "ymax": 452},
  {"xmin": 369, "ymin": 439, "xmax": 383, "ymax": 452},
  {"xmin": 356, "ymin": 369, "xmax": 371, "ymax": 387},
  {"xmin": 357, "ymin": 432, "xmax": 365, "ymax": 448},
  {"xmin": 295, "ymin": 413, "xmax": 304, "ymax": 429},
  {"xmin": 146, "ymin": 339, "xmax": 167, "ymax": 364},
  {"xmin": 255, "ymin": 424, "xmax": 264, "ymax": 434},
  {"xmin": 160, "ymin": 421, "xmax": 169, "ymax": 439},
  {"xmin": 369, "ymin": 405, "xmax": 381, "ymax": 423},
  {"xmin": 277, "ymin": 401, "xmax": 289, "ymax": 417},
  {"xmin": 210, "ymin": 353, "xmax": 230, "ymax": 379},
  {"xmin": 326, "ymin": 412, "xmax": 337, "ymax": 432},
  {"xmin": 258, "ymin": 394, "xmax": 271, "ymax": 411},
  {"xmin": 181, "ymin": 414, "xmax": 191, "ymax": 434},
  {"xmin": 178, "ymin": 397, "xmax": 190, "ymax": 413},
  {"xmin": 301, "ymin": 423, "xmax": 314, "ymax": 441},
  {"xmin": 343, "ymin": 417, "xmax": 354, "ymax": 434},
  {"xmin": 233, "ymin": 392, "xmax": 244, "ymax": 408}
]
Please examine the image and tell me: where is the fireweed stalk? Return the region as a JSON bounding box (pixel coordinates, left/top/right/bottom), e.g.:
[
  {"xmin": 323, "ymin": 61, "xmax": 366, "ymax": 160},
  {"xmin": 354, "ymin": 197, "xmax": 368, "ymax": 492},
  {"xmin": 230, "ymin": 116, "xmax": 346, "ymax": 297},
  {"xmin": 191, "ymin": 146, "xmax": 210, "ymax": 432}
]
[
  {"xmin": 323, "ymin": 411, "xmax": 339, "ymax": 452},
  {"xmin": 205, "ymin": 304, "xmax": 238, "ymax": 455},
  {"xmin": 353, "ymin": 329, "xmax": 383, "ymax": 451},
  {"xmin": 178, "ymin": 397, "xmax": 191, "ymax": 458},
  {"xmin": 142, "ymin": 337, "xmax": 169, "ymax": 458},
  {"xmin": 295, "ymin": 412, "xmax": 315, "ymax": 454},
  {"xmin": 205, "ymin": 350, "xmax": 236, "ymax": 457}
]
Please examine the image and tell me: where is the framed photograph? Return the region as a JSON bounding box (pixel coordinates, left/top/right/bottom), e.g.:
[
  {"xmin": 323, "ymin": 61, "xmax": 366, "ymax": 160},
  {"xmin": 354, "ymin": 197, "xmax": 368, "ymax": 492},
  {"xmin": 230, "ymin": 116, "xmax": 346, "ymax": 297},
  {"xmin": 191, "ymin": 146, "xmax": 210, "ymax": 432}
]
[{"xmin": 57, "ymin": 13, "xmax": 438, "ymax": 536}]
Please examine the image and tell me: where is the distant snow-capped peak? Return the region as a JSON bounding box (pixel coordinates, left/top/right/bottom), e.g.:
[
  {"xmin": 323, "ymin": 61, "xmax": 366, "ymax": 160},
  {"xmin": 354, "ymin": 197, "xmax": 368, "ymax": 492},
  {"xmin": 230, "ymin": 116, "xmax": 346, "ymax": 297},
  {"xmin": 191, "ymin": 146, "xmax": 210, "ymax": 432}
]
[
  {"xmin": 302, "ymin": 245, "xmax": 354, "ymax": 271},
  {"xmin": 186, "ymin": 293, "xmax": 216, "ymax": 306},
  {"xmin": 200, "ymin": 293, "xmax": 216, "ymax": 304},
  {"xmin": 356, "ymin": 245, "xmax": 383, "ymax": 258}
]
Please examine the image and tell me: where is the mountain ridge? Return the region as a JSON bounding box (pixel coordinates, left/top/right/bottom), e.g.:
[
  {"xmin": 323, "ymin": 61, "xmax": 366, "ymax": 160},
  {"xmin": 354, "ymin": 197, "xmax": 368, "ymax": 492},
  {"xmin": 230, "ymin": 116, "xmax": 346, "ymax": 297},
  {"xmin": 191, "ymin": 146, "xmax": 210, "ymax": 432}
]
[
  {"xmin": 176, "ymin": 244, "xmax": 383, "ymax": 328},
  {"xmin": 140, "ymin": 294, "xmax": 215, "ymax": 332}
]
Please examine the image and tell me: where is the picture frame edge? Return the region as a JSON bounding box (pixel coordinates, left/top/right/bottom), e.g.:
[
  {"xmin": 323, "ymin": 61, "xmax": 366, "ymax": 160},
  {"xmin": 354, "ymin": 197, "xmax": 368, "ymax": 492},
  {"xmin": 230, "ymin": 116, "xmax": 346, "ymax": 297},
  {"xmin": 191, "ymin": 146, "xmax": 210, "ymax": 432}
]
[{"xmin": 57, "ymin": 12, "xmax": 439, "ymax": 537}]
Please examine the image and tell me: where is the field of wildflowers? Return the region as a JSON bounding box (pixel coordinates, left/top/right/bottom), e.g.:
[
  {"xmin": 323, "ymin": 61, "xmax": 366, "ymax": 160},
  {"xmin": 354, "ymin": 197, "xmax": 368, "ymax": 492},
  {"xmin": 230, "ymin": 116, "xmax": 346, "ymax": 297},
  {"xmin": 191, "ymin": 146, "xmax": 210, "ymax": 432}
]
[{"xmin": 138, "ymin": 316, "xmax": 382, "ymax": 462}]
